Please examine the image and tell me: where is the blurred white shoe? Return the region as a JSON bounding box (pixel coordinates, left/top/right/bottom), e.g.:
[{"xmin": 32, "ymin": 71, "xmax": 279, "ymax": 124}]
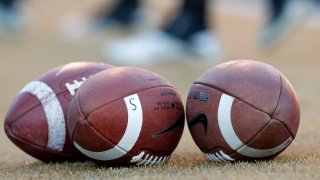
[
  {"xmin": 258, "ymin": 0, "xmax": 313, "ymax": 51},
  {"xmin": 103, "ymin": 30, "xmax": 222, "ymax": 66},
  {"xmin": 189, "ymin": 30, "xmax": 223, "ymax": 61}
]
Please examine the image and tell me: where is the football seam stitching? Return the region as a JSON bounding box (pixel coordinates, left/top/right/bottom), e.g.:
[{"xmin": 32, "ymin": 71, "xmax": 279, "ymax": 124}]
[
  {"xmin": 273, "ymin": 118, "xmax": 295, "ymax": 138},
  {"xmin": 85, "ymin": 85, "xmax": 175, "ymax": 120},
  {"xmin": 197, "ymin": 87, "xmax": 293, "ymax": 157},
  {"xmin": 270, "ymin": 73, "xmax": 283, "ymax": 118},
  {"xmin": 269, "ymin": 75, "xmax": 295, "ymax": 138},
  {"xmin": 71, "ymin": 92, "xmax": 87, "ymax": 141},
  {"xmin": 79, "ymin": 121, "xmax": 135, "ymax": 158},
  {"xmin": 77, "ymin": 121, "xmax": 172, "ymax": 163},
  {"xmin": 226, "ymin": 118, "xmax": 271, "ymax": 155},
  {"xmin": 192, "ymin": 82, "xmax": 272, "ymax": 116},
  {"xmin": 229, "ymin": 118, "xmax": 293, "ymax": 157},
  {"xmin": 5, "ymin": 89, "xmax": 68, "ymax": 127},
  {"xmin": 5, "ymin": 124, "xmax": 82, "ymax": 158}
]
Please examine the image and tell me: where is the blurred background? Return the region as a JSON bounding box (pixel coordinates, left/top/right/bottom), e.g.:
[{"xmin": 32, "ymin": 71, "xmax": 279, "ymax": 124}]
[{"xmin": 1, "ymin": 0, "xmax": 320, "ymax": 169}]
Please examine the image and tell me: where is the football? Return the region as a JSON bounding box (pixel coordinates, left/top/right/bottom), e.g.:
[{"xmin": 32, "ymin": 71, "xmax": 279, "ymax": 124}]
[
  {"xmin": 4, "ymin": 62, "xmax": 113, "ymax": 162},
  {"xmin": 186, "ymin": 60, "xmax": 300, "ymax": 162},
  {"xmin": 67, "ymin": 67, "xmax": 184, "ymax": 166}
]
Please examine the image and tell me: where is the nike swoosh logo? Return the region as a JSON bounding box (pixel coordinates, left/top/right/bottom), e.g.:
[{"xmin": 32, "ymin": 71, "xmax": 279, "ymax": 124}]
[
  {"xmin": 188, "ymin": 112, "xmax": 208, "ymax": 132},
  {"xmin": 152, "ymin": 114, "xmax": 185, "ymax": 138}
]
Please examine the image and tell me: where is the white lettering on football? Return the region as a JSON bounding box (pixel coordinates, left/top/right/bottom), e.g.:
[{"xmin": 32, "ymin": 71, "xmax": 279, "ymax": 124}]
[{"xmin": 65, "ymin": 77, "xmax": 87, "ymax": 96}]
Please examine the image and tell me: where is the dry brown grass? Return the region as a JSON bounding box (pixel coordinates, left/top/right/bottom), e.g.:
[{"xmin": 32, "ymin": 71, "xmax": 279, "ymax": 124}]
[{"xmin": 1, "ymin": 1, "xmax": 320, "ymax": 179}]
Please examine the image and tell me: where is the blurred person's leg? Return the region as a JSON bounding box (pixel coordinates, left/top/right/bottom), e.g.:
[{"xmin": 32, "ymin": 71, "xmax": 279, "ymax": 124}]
[
  {"xmin": 0, "ymin": 0, "xmax": 16, "ymax": 8},
  {"xmin": 268, "ymin": 0, "xmax": 288, "ymax": 23},
  {"xmin": 60, "ymin": 0, "xmax": 140, "ymax": 41},
  {"xmin": 0, "ymin": 0, "xmax": 25, "ymax": 36},
  {"xmin": 97, "ymin": 0, "xmax": 139, "ymax": 25},
  {"xmin": 104, "ymin": 0, "xmax": 222, "ymax": 65},
  {"xmin": 164, "ymin": 0, "xmax": 207, "ymax": 41},
  {"xmin": 259, "ymin": 0, "xmax": 313, "ymax": 51}
]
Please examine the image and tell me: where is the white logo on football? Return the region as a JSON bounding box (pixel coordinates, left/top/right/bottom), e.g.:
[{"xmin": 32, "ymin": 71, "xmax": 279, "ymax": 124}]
[
  {"xmin": 20, "ymin": 81, "xmax": 66, "ymax": 152},
  {"xmin": 65, "ymin": 77, "xmax": 87, "ymax": 96},
  {"xmin": 217, "ymin": 93, "xmax": 292, "ymax": 158},
  {"xmin": 74, "ymin": 93, "xmax": 143, "ymax": 161}
]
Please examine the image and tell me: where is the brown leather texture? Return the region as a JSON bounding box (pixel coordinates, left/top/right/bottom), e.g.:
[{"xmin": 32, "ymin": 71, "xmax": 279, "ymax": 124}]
[
  {"xmin": 68, "ymin": 67, "xmax": 185, "ymax": 166},
  {"xmin": 187, "ymin": 60, "xmax": 300, "ymax": 161},
  {"xmin": 4, "ymin": 62, "xmax": 112, "ymax": 161}
]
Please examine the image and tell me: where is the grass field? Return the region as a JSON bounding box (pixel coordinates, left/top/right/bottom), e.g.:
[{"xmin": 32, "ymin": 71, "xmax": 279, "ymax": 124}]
[{"xmin": 1, "ymin": 1, "xmax": 320, "ymax": 179}]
